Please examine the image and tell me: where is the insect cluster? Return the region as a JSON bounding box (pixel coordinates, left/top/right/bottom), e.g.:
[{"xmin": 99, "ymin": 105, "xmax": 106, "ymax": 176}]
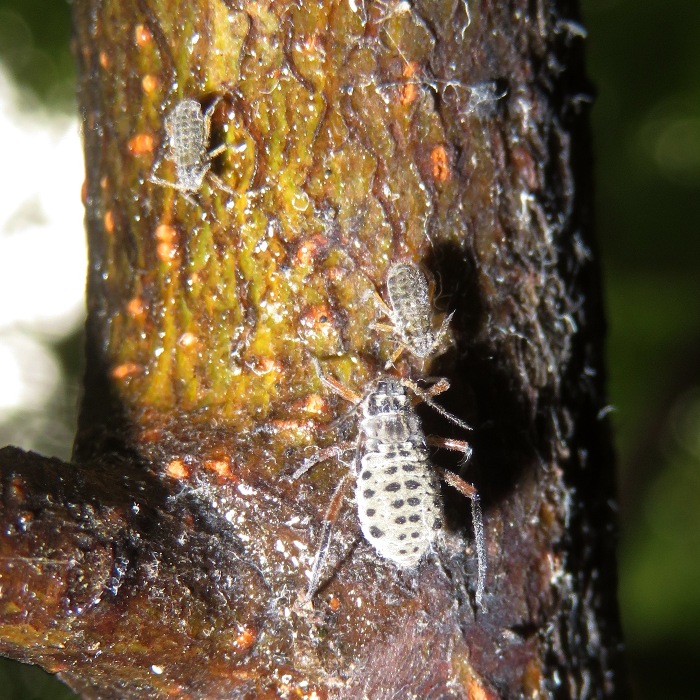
[
  {"xmin": 143, "ymin": 96, "xmax": 485, "ymax": 608},
  {"xmin": 295, "ymin": 262, "xmax": 486, "ymax": 609}
]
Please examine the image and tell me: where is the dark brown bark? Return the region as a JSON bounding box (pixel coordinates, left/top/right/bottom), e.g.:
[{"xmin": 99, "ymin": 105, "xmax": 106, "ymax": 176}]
[{"xmin": 0, "ymin": 0, "xmax": 627, "ymax": 697}]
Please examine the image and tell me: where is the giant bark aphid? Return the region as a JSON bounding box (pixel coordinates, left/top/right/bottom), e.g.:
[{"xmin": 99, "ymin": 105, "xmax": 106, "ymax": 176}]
[
  {"xmin": 149, "ymin": 97, "xmax": 233, "ymax": 200},
  {"xmin": 293, "ymin": 360, "xmax": 485, "ymax": 607},
  {"xmin": 370, "ymin": 262, "xmax": 454, "ymax": 366}
]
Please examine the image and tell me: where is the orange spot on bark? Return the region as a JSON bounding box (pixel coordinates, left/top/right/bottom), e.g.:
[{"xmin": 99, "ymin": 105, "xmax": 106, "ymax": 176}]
[
  {"xmin": 251, "ymin": 357, "xmax": 281, "ymax": 375},
  {"xmin": 301, "ymin": 304, "xmax": 334, "ymax": 330},
  {"xmin": 135, "ymin": 23, "xmax": 152, "ymax": 46},
  {"xmin": 166, "ymin": 459, "xmax": 189, "ymax": 480},
  {"xmin": 100, "ymin": 175, "xmax": 109, "ymax": 189},
  {"xmin": 329, "ymin": 596, "xmax": 341, "ymax": 611},
  {"xmin": 157, "ymin": 243, "xmax": 175, "ymax": 261},
  {"xmin": 111, "ymin": 362, "xmax": 142, "ymax": 379},
  {"xmin": 156, "ymin": 224, "xmax": 177, "ymax": 243},
  {"xmin": 430, "ymin": 145, "xmax": 450, "ymax": 182},
  {"xmin": 302, "ymin": 34, "xmax": 318, "ymax": 52},
  {"xmin": 9, "ymin": 476, "xmax": 25, "ymax": 501},
  {"xmin": 205, "ymin": 459, "xmax": 231, "ymax": 477},
  {"xmin": 302, "ymin": 394, "xmax": 327, "ymax": 415},
  {"xmin": 47, "ymin": 662, "xmax": 69, "ymax": 673},
  {"xmin": 142, "ymin": 74, "xmax": 159, "ymax": 94},
  {"xmin": 127, "ymin": 297, "xmax": 145, "ymax": 318},
  {"xmin": 156, "ymin": 224, "xmax": 178, "ymax": 261},
  {"xmin": 99, "ymin": 51, "xmax": 110, "ymax": 69},
  {"xmin": 400, "ymin": 61, "xmax": 419, "ymax": 105},
  {"xmin": 104, "ymin": 210, "xmax": 115, "ymax": 234},
  {"xmin": 81, "ymin": 180, "xmax": 87, "ymax": 204},
  {"xmin": 232, "ymin": 627, "xmax": 256, "ymax": 652},
  {"xmin": 295, "ymin": 235, "xmax": 327, "ymax": 265},
  {"xmin": 467, "ymin": 678, "xmax": 496, "ymax": 700},
  {"xmin": 128, "ymin": 133, "xmax": 154, "ymax": 155}
]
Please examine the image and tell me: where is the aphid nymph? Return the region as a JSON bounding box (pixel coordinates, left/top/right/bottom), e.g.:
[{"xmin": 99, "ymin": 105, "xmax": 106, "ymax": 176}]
[
  {"xmin": 149, "ymin": 97, "xmax": 233, "ymax": 200},
  {"xmin": 293, "ymin": 359, "xmax": 485, "ymax": 607},
  {"xmin": 371, "ymin": 261, "xmax": 453, "ymax": 366}
]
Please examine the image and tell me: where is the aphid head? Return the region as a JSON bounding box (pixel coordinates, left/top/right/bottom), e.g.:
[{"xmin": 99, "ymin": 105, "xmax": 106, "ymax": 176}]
[
  {"xmin": 374, "ymin": 379, "xmax": 405, "ymax": 397},
  {"xmin": 365, "ymin": 379, "xmax": 410, "ymax": 416}
]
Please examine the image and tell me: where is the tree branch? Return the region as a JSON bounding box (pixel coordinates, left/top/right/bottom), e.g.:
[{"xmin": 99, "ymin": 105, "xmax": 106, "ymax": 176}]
[{"xmin": 0, "ymin": 0, "xmax": 627, "ymax": 697}]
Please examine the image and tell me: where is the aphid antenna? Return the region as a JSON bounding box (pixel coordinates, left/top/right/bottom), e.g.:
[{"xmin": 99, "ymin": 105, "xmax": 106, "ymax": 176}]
[
  {"xmin": 291, "ymin": 442, "xmax": 354, "ymax": 481},
  {"xmin": 400, "ymin": 376, "xmax": 472, "ymax": 433}
]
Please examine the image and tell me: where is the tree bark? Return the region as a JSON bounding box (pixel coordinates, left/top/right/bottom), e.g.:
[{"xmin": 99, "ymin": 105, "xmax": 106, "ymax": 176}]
[{"xmin": 0, "ymin": 0, "xmax": 628, "ymax": 697}]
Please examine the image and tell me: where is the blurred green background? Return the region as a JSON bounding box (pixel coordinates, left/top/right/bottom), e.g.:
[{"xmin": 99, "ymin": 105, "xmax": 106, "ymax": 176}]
[{"xmin": 0, "ymin": 0, "xmax": 698, "ymax": 697}]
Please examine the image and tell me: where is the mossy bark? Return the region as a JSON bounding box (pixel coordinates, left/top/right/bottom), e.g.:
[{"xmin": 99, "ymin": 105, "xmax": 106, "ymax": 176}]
[{"xmin": 0, "ymin": 0, "xmax": 627, "ymax": 698}]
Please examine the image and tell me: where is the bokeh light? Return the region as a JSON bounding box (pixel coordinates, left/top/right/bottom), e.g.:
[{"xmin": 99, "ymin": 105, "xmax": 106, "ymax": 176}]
[{"xmin": 0, "ymin": 59, "xmax": 85, "ymax": 459}]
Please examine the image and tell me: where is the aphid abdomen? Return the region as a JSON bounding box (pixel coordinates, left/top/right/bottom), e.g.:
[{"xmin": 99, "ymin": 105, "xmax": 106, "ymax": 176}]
[
  {"xmin": 385, "ymin": 262, "xmax": 435, "ymax": 357},
  {"xmin": 356, "ymin": 444, "xmax": 443, "ymax": 568},
  {"xmin": 356, "ymin": 381, "xmax": 445, "ymax": 568},
  {"xmin": 166, "ymin": 99, "xmax": 208, "ymax": 189},
  {"xmin": 169, "ymin": 102, "xmax": 203, "ymax": 156}
]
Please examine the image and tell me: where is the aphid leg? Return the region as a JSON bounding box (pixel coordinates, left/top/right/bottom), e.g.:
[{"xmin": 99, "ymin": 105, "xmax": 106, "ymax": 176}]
[
  {"xmin": 304, "ymin": 471, "xmax": 353, "ymax": 601},
  {"xmin": 291, "ymin": 442, "xmax": 354, "ymax": 480},
  {"xmin": 428, "ymin": 436, "xmax": 473, "ymax": 465},
  {"xmin": 437, "ymin": 467, "xmax": 486, "ymax": 610},
  {"xmin": 401, "ymin": 377, "xmax": 472, "ymax": 432},
  {"xmin": 384, "ymin": 344, "xmax": 405, "ymax": 369},
  {"xmin": 148, "ymin": 175, "xmax": 198, "ymax": 206},
  {"xmin": 201, "ymin": 97, "xmax": 236, "ymax": 196},
  {"xmin": 149, "ymin": 174, "xmax": 177, "ymax": 189},
  {"xmin": 310, "ymin": 358, "xmax": 365, "ymax": 430},
  {"xmin": 364, "ymin": 287, "xmax": 393, "ymax": 318},
  {"xmin": 417, "ymin": 376, "xmax": 450, "ymax": 398},
  {"xmin": 202, "ymin": 95, "xmax": 223, "ymax": 143},
  {"xmin": 367, "ymin": 317, "xmax": 407, "ymax": 368},
  {"xmin": 208, "ymin": 171, "xmax": 236, "ymax": 197},
  {"xmin": 207, "ymin": 143, "xmax": 228, "ymax": 159},
  {"xmin": 371, "ymin": 321, "xmax": 396, "ymax": 335},
  {"xmin": 310, "ymin": 358, "xmax": 362, "ymax": 405}
]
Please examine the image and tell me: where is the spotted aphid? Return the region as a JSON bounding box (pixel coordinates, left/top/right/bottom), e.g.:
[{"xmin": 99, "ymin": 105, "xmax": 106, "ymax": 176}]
[
  {"xmin": 355, "ymin": 378, "xmax": 447, "ymax": 566},
  {"xmin": 293, "ymin": 360, "xmax": 485, "ymax": 606},
  {"xmin": 149, "ymin": 97, "xmax": 232, "ymax": 198},
  {"xmin": 371, "ymin": 262, "xmax": 453, "ymax": 366}
]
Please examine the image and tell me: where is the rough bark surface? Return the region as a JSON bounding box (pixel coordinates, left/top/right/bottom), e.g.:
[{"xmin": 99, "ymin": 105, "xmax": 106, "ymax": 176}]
[{"xmin": 0, "ymin": 0, "xmax": 627, "ymax": 698}]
